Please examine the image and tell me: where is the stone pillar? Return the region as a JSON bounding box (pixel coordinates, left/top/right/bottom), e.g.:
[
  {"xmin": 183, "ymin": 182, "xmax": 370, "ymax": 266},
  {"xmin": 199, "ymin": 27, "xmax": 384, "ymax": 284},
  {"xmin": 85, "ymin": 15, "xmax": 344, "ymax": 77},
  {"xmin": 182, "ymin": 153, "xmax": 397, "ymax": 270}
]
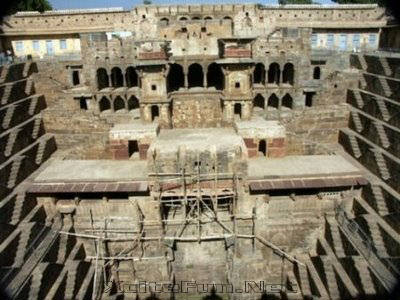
[
  {"xmin": 161, "ymin": 104, "xmax": 170, "ymax": 127},
  {"xmin": 203, "ymin": 69, "xmax": 207, "ymax": 87},
  {"xmin": 242, "ymin": 101, "xmax": 252, "ymax": 120},
  {"xmin": 184, "ymin": 72, "xmax": 188, "ymax": 88},
  {"xmin": 108, "ymin": 74, "xmax": 113, "ymax": 88},
  {"xmin": 225, "ymin": 102, "xmax": 233, "ymax": 121},
  {"xmin": 123, "ymin": 73, "xmax": 127, "ymax": 87},
  {"xmin": 142, "ymin": 104, "xmax": 152, "ymax": 122}
]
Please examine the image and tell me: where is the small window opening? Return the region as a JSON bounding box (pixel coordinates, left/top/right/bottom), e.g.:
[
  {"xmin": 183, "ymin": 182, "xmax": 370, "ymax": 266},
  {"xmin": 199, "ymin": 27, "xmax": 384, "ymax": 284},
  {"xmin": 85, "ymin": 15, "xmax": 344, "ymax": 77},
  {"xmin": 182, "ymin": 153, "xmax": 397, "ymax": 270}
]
[
  {"xmin": 235, "ymin": 82, "xmax": 240, "ymax": 88},
  {"xmin": 79, "ymin": 98, "xmax": 88, "ymax": 110},
  {"xmin": 129, "ymin": 140, "xmax": 139, "ymax": 157},
  {"xmin": 201, "ymin": 27, "xmax": 206, "ymax": 32},
  {"xmin": 305, "ymin": 92, "xmax": 316, "ymax": 107},
  {"xmin": 258, "ymin": 140, "xmax": 267, "ymax": 157},
  {"xmin": 151, "ymin": 84, "xmax": 157, "ymax": 91},
  {"xmin": 72, "ymin": 70, "xmax": 80, "ymax": 86}
]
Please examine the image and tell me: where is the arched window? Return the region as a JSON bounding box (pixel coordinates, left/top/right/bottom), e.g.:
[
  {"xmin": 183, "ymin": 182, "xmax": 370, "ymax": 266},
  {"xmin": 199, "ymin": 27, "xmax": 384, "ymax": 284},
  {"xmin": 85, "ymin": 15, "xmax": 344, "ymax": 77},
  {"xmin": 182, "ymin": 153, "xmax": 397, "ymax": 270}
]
[
  {"xmin": 179, "ymin": 16, "xmax": 188, "ymax": 21},
  {"xmin": 267, "ymin": 94, "xmax": 279, "ymax": 110},
  {"xmin": 268, "ymin": 63, "xmax": 280, "ymax": 85},
  {"xmin": 128, "ymin": 96, "xmax": 139, "ymax": 111},
  {"xmin": 223, "ymin": 16, "xmax": 233, "ymax": 21},
  {"xmin": 160, "ymin": 17, "xmax": 169, "ymax": 25},
  {"xmin": 126, "ymin": 67, "xmax": 138, "ymax": 87},
  {"xmin": 97, "ymin": 68, "xmax": 109, "ymax": 90},
  {"xmin": 167, "ymin": 64, "xmax": 184, "ymax": 92},
  {"xmin": 282, "ymin": 94, "xmax": 293, "ymax": 110},
  {"xmin": 151, "ymin": 105, "xmax": 159, "ymax": 121},
  {"xmin": 114, "ymin": 96, "xmax": 126, "ymax": 112},
  {"xmin": 188, "ymin": 63, "xmax": 204, "ymax": 88},
  {"xmin": 253, "ymin": 94, "xmax": 265, "ymax": 111},
  {"xmin": 111, "ymin": 67, "xmax": 124, "ymax": 87},
  {"xmin": 192, "ymin": 16, "xmax": 200, "ymax": 20},
  {"xmin": 282, "ymin": 63, "xmax": 294, "ymax": 85},
  {"xmin": 207, "ymin": 63, "xmax": 224, "ymax": 90},
  {"xmin": 99, "ymin": 96, "xmax": 111, "ymax": 112},
  {"xmin": 313, "ymin": 66, "xmax": 321, "ymax": 80},
  {"xmin": 204, "ymin": 16, "xmax": 213, "ymax": 20},
  {"xmin": 254, "ymin": 63, "xmax": 266, "ymax": 84}
]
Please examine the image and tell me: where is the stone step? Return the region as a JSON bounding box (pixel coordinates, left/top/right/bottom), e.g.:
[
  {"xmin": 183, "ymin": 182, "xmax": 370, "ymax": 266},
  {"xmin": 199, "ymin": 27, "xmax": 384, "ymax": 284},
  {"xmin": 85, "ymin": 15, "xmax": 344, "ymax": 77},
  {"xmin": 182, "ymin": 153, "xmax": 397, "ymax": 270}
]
[
  {"xmin": 28, "ymin": 96, "xmax": 39, "ymax": 116},
  {"xmin": 366, "ymin": 218, "xmax": 389, "ymax": 258},
  {"xmin": 371, "ymin": 185, "xmax": 390, "ymax": 216},
  {"xmin": 375, "ymin": 97, "xmax": 391, "ymax": 122},
  {"xmin": 351, "ymin": 111, "xmax": 363, "ymax": 132},
  {"xmin": 375, "ymin": 122, "xmax": 390, "ymax": 149},
  {"xmin": 22, "ymin": 62, "xmax": 31, "ymax": 78},
  {"xmin": 35, "ymin": 138, "xmax": 47, "ymax": 165},
  {"xmin": 31, "ymin": 117, "xmax": 41, "ymax": 139},
  {"xmin": 10, "ymin": 193, "xmax": 25, "ymax": 225},
  {"xmin": 353, "ymin": 257, "xmax": 377, "ymax": 296},
  {"xmin": 321, "ymin": 257, "xmax": 341, "ymax": 300},
  {"xmin": 325, "ymin": 217, "xmax": 346, "ymax": 258},
  {"xmin": 358, "ymin": 55, "xmax": 368, "ymax": 70},
  {"xmin": 379, "ymin": 77, "xmax": 392, "ymax": 97},
  {"xmin": 7, "ymin": 156, "xmax": 23, "ymax": 189},
  {"xmin": 295, "ymin": 260, "xmax": 312, "ymax": 298},
  {"xmin": 379, "ymin": 57, "xmax": 392, "ymax": 77},
  {"xmin": 4, "ymin": 129, "xmax": 21, "ymax": 157},
  {"xmin": 303, "ymin": 255, "xmax": 330, "ymax": 299},
  {"xmin": 1, "ymin": 84, "xmax": 13, "ymax": 105},
  {"xmin": 25, "ymin": 79, "xmax": 33, "ymax": 96},
  {"xmin": 64, "ymin": 260, "xmax": 80, "ymax": 300},
  {"xmin": 12, "ymin": 222, "xmax": 35, "ymax": 268},
  {"xmin": 27, "ymin": 262, "xmax": 48, "ymax": 300},
  {"xmin": 348, "ymin": 134, "xmax": 362, "ymax": 158},
  {"xmin": 372, "ymin": 150, "xmax": 390, "ymax": 180},
  {"xmin": 353, "ymin": 90, "xmax": 364, "ymax": 108},
  {"xmin": 2, "ymin": 105, "xmax": 15, "ymax": 129}
]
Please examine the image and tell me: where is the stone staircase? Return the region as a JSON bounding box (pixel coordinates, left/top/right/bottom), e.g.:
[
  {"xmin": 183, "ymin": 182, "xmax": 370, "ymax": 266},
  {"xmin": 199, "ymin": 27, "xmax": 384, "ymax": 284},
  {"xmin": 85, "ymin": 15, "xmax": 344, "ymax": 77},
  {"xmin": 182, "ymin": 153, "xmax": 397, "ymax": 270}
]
[
  {"xmin": 348, "ymin": 134, "xmax": 362, "ymax": 158},
  {"xmin": 371, "ymin": 185, "xmax": 390, "ymax": 216},
  {"xmin": 11, "ymin": 222, "xmax": 35, "ymax": 268},
  {"xmin": 27, "ymin": 262, "xmax": 48, "ymax": 300},
  {"xmin": 351, "ymin": 110, "xmax": 363, "ymax": 132},
  {"xmin": 353, "ymin": 89, "xmax": 364, "ymax": 108},
  {"xmin": 372, "ymin": 150, "xmax": 390, "ymax": 180},
  {"xmin": 358, "ymin": 55, "xmax": 368, "ymax": 71},
  {"xmin": 379, "ymin": 56, "xmax": 392, "ymax": 77},
  {"xmin": 365, "ymin": 218, "xmax": 389, "ymax": 258},
  {"xmin": 31, "ymin": 117, "xmax": 41, "ymax": 139},
  {"xmin": 4, "ymin": 128, "xmax": 20, "ymax": 157},
  {"xmin": 2, "ymin": 104, "xmax": 15, "ymax": 130},
  {"xmin": 35, "ymin": 137, "xmax": 48, "ymax": 165},
  {"xmin": 320, "ymin": 256, "xmax": 341, "ymax": 300},
  {"xmin": 7, "ymin": 156, "xmax": 23, "ymax": 189},
  {"xmin": 25, "ymin": 78, "xmax": 33, "ymax": 96},
  {"xmin": 353, "ymin": 256, "xmax": 377, "ymax": 296},
  {"xmin": 325, "ymin": 217, "xmax": 346, "ymax": 258},
  {"xmin": 375, "ymin": 121, "xmax": 390, "ymax": 149},
  {"xmin": 378, "ymin": 76, "xmax": 392, "ymax": 98},
  {"xmin": 375, "ymin": 96, "xmax": 391, "ymax": 122},
  {"xmin": 1, "ymin": 84, "xmax": 13, "ymax": 105},
  {"xmin": 10, "ymin": 193, "xmax": 26, "ymax": 225}
]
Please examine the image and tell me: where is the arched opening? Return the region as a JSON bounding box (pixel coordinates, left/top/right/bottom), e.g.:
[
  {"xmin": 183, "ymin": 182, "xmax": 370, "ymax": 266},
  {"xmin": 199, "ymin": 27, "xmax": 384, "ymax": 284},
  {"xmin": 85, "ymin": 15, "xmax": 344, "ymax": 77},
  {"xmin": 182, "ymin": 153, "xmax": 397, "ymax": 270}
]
[
  {"xmin": 207, "ymin": 63, "xmax": 224, "ymax": 90},
  {"xmin": 114, "ymin": 96, "xmax": 126, "ymax": 112},
  {"xmin": 72, "ymin": 70, "xmax": 80, "ymax": 86},
  {"xmin": 111, "ymin": 67, "xmax": 124, "ymax": 87},
  {"xmin": 160, "ymin": 17, "xmax": 169, "ymax": 25},
  {"xmin": 188, "ymin": 63, "xmax": 204, "ymax": 88},
  {"xmin": 253, "ymin": 63, "xmax": 265, "ymax": 84},
  {"xmin": 151, "ymin": 105, "xmax": 159, "ymax": 121},
  {"xmin": 282, "ymin": 63, "xmax": 294, "ymax": 85},
  {"xmin": 258, "ymin": 140, "xmax": 267, "ymax": 157},
  {"xmin": 253, "ymin": 94, "xmax": 265, "ymax": 111},
  {"xmin": 167, "ymin": 64, "xmax": 184, "ymax": 92},
  {"xmin": 179, "ymin": 17, "xmax": 188, "ymax": 21},
  {"xmin": 99, "ymin": 96, "xmax": 111, "ymax": 112},
  {"xmin": 204, "ymin": 16, "xmax": 213, "ymax": 20},
  {"xmin": 128, "ymin": 96, "xmax": 139, "ymax": 111},
  {"xmin": 267, "ymin": 94, "xmax": 279, "ymax": 110},
  {"xmin": 223, "ymin": 16, "xmax": 232, "ymax": 21},
  {"xmin": 268, "ymin": 63, "xmax": 280, "ymax": 85},
  {"xmin": 234, "ymin": 103, "xmax": 242, "ymax": 119},
  {"xmin": 126, "ymin": 67, "xmax": 138, "ymax": 87},
  {"xmin": 129, "ymin": 140, "xmax": 139, "ymax": 158},
  {"xmin": 282, "ymin": 94, "xmax": 293, "ymax": 110},
  {"xmin": 97, "ymin": 68, "xmax": 109, "ymax": 90},
  {"xmin": 313, "ymin": 67, "xmax": 321, "ymax": 80},
  {"xmin": 192, "ymin": 16, "xmax": 200, "ymax": 20}
]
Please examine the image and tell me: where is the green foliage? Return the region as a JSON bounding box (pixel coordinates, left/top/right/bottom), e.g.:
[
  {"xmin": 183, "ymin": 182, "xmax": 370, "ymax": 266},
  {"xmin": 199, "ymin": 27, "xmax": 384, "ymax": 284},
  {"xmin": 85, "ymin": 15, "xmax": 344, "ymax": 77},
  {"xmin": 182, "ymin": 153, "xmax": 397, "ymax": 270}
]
[
  {"xmin": 279, "ymin": 0, "xmax": 314, "ymax": 4},
  {"xmin": 143, "ymin": 0, "xmax": 152, "ymax": 5},
  {"xmin": 5, "ymin": 0, "xmax": 52, "ymax": 15},
  {"xmin": 331, "ymin": 0, "xmax": 381, "ymax": 3}
]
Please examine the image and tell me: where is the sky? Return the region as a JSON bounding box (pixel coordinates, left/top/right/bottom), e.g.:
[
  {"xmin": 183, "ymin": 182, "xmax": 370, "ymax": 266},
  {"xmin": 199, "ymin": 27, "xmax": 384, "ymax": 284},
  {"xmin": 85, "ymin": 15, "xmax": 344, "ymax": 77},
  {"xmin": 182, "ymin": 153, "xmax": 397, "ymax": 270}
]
[{"xmin": 49, "ymin": 0, "xmax": 335, "ymax": 10}]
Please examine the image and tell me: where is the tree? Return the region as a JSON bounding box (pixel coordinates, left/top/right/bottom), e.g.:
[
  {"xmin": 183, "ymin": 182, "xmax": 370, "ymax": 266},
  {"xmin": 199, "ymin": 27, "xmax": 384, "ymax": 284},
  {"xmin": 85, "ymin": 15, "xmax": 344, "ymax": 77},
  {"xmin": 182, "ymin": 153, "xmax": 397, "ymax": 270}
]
[
  {"xmin": 3, "ymin": 0, "xmax": 52, "ymax": 16},
  {"xmin": 279, "ymin": 0, "xmax": 314, "ymax": 4}
]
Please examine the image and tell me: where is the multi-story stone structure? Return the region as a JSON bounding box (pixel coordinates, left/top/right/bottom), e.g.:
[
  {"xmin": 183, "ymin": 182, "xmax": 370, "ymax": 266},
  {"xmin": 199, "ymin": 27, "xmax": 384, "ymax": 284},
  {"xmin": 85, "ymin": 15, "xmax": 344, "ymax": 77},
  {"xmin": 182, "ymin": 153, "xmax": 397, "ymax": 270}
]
[{"xmin": 0, "ymin": 3, "xmax": 400, "ymax": 300}]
